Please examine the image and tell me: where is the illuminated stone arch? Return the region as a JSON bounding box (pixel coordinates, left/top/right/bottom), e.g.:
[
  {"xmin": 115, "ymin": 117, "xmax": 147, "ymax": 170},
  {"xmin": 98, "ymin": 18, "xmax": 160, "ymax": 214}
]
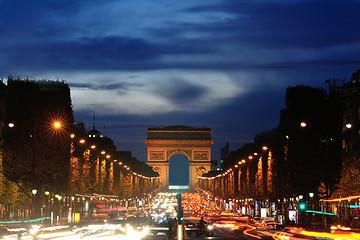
[
  {"xmin": 166, "ymin": 149, "xmax": 191, "ymax": 161},
  {"xmin": 145, "ymin": 125, "xmax": 213, "ymax": 192}
]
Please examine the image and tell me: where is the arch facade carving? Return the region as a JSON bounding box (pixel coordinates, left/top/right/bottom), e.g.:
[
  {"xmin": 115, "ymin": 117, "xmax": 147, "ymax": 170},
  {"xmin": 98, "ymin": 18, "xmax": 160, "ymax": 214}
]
[{"xmin": 145, "ymin": 126, "xmax": 213, "ymax": 192}]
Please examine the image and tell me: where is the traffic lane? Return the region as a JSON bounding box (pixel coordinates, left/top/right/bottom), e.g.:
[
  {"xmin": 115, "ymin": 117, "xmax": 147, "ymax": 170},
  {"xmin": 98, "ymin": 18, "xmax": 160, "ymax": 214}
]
[
  {"xmin": 212, "ymin": 227, "xmax": 273, "ymax": 240},
  {"xmin": 207, "ymin": 226, "xmax": 318, "ymax": 240}
]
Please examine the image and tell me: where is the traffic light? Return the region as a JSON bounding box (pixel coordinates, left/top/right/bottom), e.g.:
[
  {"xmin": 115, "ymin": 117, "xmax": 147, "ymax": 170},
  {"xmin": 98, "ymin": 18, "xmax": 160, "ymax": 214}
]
[
  {"xmin": 299, "ymin": 202, "xmax": 306, "ymax": 211},
  {"xmin": 178, "ymin": 209, "xmax": 184, "ymax": 222},
  {"xmin": 176, "ymin": 193, "xmax": 184, "ymax": 222}
]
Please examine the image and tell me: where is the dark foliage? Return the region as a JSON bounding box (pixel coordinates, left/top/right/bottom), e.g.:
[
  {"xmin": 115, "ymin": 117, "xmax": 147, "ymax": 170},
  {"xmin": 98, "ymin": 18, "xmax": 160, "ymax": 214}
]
[{"xmin": 2, "ymin": 77, "xmax": 74, "ymax": 194}]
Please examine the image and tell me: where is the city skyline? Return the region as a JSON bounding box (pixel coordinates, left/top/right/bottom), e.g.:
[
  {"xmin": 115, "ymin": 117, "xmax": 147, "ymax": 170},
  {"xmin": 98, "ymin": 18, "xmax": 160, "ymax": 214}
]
[{"xmin": 1, "ymin": 0, "xmax": 359, "ymax": 161}]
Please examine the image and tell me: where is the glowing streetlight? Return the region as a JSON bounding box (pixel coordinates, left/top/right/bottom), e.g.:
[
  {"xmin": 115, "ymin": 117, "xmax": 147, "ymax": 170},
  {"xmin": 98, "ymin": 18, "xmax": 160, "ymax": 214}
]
[
  {"xmin": 309, "ymin": 192, "xmax": 314, "ymax": 198},
  {"xmin": 8, "ymin": 123, "xmax": 15, "ymax": 128},
  {"xmin": 262, "ymin": 146, "xmax": 268, "ymax": 151},
  {"xmin": 79, "ymin": 139, "xmax": 85, "ymax": 144},
  {"xmin": 90, "ymin": 145, "xmax": 96, "ymax": 149},
  {"xmin": 248, "ymin": 156, "xmax": 253, "ymax": 160},
  {"xmin": 106, "ymin": 154, "xmax": 110, "ymax": 159},
  {"xmin": 101, "ymin": 151, "xmax": 106, "ymax": 155},
  {"xmin": 31, "ymin": 189, "xmax": 38, "ymax": 219},
  {"xmin": 53, "ymin": 121, "xmax": 61, "ymax": 129},
  {"xmin": 346, "ymin": 123, "xmax": 352, "ymax": 129},
  {"xmin": 300, "ymin": 122, "xmax": 307, "ymax": 128},
  {"xmin": 70, "ymin": 134, "xmax": 75, "ymax": 138}
]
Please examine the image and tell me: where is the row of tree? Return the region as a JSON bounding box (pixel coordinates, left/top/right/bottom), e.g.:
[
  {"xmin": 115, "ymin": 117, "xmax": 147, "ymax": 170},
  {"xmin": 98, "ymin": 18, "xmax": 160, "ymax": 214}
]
[
  {"xmin": 69, "ymin": 122, "xmax": 159, "ymax": 199},
  {"xmin": 200, "ymin": 69, "xmax": 360, "ymax": 202},
  {"xmin": 0, "ymin": 76, "xmax": 159, "ymax": 219}
]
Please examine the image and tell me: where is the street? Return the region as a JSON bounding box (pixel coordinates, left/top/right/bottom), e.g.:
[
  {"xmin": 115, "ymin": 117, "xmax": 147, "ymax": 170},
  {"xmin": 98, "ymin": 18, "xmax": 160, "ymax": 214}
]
[{"xmin": 1, "ymin": 191, "xmax": 359, "ymax": 240}]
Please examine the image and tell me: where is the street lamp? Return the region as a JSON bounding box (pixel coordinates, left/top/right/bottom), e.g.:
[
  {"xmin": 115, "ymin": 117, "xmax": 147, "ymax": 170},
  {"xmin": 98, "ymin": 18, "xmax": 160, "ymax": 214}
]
[
  {"xmin": 309, "ymin": 192, "xmax": 314, "ymax": 225},
  {"xmin": 300, "ymin": 122, "xmax": 307, "ymax": 128},
  {"xmin": 32, "ymin": 189, "xmax": 37, "ymax": 218},
  {"xmin": 53, "ymin": 122, "xmax": 61, "ymax": 129},
  {"xmin": 45, "ymin": 191, "xmax": 50, "ymax": 221}
]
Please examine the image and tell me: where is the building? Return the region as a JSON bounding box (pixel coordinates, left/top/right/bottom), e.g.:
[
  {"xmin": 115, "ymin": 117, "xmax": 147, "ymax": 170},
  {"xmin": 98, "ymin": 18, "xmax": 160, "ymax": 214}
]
[
  {"xmin": 0, "ymin": 80, "xmax": 6, "ymax": 147},
  {"xmin": 341, "ymin": 72, "xmax": 360, "ymax": 163}
]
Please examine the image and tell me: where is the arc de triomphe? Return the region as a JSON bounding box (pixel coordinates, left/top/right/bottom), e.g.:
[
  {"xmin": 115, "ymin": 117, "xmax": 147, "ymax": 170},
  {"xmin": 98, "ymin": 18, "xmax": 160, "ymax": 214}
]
[{"xmin": 145, "ymin": 126, "xmax": 213, "ymax": 192}]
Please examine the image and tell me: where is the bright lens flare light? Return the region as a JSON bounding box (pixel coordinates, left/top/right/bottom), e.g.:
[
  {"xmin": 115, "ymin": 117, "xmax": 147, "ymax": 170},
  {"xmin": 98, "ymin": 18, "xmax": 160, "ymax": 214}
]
[
  {"xmin": 45, "ymin": 113, "xmax": 71, "ymax": 138},
  {"xmin": 54, "ymin": 121, "xmax": 61, "ymax": 129}
]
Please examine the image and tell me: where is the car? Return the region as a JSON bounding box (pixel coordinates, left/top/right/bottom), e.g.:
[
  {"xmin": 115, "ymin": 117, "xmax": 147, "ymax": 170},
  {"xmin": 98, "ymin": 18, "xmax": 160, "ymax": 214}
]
[
  {"xmin": 265, "ymin": 222, "xmax": 278, "ymax": 230},
  {"xmin": 184, "ymin": 219, "xmax": 197, "ymax": 235}
]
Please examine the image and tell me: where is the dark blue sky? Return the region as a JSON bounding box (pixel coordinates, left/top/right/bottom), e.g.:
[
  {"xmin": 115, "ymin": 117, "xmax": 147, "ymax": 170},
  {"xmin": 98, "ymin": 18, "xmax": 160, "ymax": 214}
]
[{"xmin": 1, "ymin": 0, "xmax": 359, "ymax": 162}]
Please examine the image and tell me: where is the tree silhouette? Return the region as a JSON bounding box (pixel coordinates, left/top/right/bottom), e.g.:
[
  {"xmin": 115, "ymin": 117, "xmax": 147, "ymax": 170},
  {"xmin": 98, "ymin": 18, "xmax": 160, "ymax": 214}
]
[{"xmin": 3, "ymin": 77, "xmax": 74, "ymax": 194}]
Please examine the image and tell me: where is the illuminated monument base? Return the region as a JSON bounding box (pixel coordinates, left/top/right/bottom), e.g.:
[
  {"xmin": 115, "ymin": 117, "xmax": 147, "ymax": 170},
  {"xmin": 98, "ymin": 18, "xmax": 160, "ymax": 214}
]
[{"xmin": 145, "ymin": 126, "xmax": 213, "ymax": 192}]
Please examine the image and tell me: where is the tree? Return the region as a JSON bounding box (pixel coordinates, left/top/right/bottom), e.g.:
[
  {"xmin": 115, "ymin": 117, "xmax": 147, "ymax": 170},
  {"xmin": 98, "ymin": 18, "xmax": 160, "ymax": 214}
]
[
  {"xmin": 255, "ymin": 156, "xmax": 264, "ymax": 198},
  {"xmin": 279, "ymin": 85, "xmax": 343, "ymax": 198},
  {"xmin": 2, "ymin": 78, "xmax": 74, "ymax": 195}
]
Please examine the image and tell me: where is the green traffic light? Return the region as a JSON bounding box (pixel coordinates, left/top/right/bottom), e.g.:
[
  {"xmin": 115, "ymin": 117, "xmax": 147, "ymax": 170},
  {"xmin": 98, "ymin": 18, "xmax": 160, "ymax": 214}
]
[{"xmin": 299, "ymin": 203, "xmax": 306, "ymax": 210}]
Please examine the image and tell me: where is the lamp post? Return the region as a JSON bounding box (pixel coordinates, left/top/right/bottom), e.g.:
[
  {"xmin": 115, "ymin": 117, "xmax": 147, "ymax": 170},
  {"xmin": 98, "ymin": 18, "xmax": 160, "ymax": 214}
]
[
  {"xmin": 32, "ymin": 189, "xmax": 37, "ymax": 219},
  {"xmin": 45, "ymin": 190, "xmax": 50, "ymax": 223},
  {"xmin": 309, "ymin": 192, "xmax": 314, "ymax": 226}
]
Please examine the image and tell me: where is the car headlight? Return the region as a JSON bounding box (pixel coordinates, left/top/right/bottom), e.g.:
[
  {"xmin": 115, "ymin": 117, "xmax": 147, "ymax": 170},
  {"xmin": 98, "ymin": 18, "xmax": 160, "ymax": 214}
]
[
  {"xmin": 29, "ymin": 225, "xmax": 41, "ymax": 235},
  {"xmin": 207, "ymin": 225, "xmax": 213, "ymax": 230}
]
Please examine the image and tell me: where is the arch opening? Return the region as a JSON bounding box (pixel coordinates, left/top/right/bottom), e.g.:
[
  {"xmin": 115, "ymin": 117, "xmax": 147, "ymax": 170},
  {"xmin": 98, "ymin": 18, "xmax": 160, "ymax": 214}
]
[{"xmin": 169, "ymin": 154, "xmax": 189, "ymax": 192}]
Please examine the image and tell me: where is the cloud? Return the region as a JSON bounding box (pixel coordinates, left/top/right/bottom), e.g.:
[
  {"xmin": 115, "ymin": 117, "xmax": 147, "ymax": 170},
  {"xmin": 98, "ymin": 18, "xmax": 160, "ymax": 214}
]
[
  {"xmin": 69, "ymin": 70, "xmax": 242, "ymax": 115},
  {"xmin": 70, "ymin": 82, "xmax": 143, "ymax": 91},
  {"xmin": 1, "ymin": 0, "xmax": 359, "ymax": 78}
]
